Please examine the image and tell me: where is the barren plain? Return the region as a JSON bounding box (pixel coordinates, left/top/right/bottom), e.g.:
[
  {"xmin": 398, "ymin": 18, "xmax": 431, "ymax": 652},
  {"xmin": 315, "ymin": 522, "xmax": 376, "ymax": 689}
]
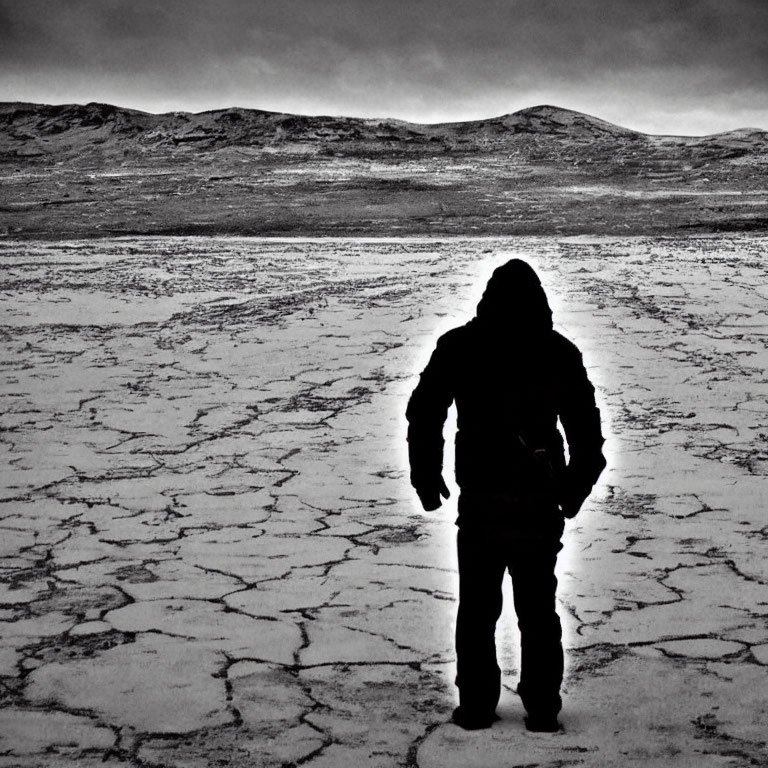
[
  {"xmin": 1, "ymin": 234, "xmax": 767, "ymax": 767},
  {"xmin": 1, "ymin": 102, "xmax": 767, "ymax": 238}
]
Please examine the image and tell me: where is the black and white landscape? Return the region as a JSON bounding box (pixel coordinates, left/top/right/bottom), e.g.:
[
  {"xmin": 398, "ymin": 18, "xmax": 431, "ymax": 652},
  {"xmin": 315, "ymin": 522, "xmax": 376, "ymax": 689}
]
[
  {"xmin": 1, "ymin": 100, "xmax": 768, "ymax": 767},
  {"xmin": 1, "ymin": 102, "xmax": 767, "ymax": 238}
]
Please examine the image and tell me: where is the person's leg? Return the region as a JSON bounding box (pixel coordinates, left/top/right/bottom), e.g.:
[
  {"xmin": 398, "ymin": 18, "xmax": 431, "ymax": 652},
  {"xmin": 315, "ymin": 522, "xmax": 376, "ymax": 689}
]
[
  {"xmin": 455, "ymin": 525, "xmax": 506, "ymax": 724},
  {"xmin": 508, "ymin": 533, "xmax": 564, "ymax": 726}
]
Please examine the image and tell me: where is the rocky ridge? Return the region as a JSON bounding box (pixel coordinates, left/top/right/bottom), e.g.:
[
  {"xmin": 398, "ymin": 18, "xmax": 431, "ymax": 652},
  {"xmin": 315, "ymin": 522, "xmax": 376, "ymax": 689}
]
[
  {"xmin": 0, "ymin": 102, "xmax": 766, "ymax": 237},
  {"xmin": 2, "ymin": 101, "xmax": 765, "ymax": 161}
]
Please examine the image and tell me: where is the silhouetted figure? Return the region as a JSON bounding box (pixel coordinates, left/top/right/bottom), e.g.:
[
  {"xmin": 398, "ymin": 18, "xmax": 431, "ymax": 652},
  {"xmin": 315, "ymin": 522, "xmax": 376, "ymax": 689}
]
[{"xmin": 406, "ymin": 259, "xmax": 606, "ymax": 732}]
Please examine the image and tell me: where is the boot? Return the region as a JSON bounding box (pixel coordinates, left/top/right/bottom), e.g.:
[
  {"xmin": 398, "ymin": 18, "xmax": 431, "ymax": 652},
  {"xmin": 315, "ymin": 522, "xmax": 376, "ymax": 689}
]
[{"xmin": 451, "ymin": 706, "xmax": 500, "ymax": 730}]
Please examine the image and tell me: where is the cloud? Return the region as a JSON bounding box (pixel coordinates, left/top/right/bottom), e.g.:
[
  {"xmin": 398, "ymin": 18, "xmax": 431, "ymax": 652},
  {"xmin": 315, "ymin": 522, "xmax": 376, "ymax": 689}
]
[{"xmin": 1, "ymin": 0, "xmax": 766, "ymax": 134}]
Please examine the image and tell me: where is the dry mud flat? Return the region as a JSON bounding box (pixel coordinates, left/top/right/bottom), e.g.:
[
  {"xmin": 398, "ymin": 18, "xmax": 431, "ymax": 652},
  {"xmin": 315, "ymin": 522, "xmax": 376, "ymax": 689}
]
[{"xmin": 1, "ymin": 234, "xmax": 767, "ymax": 767}]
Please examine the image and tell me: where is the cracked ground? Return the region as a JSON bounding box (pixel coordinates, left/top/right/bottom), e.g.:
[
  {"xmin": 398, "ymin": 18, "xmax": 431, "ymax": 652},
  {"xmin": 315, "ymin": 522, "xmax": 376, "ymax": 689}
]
[{"xmin": 1, "ymin": 235, "xmax": 767, "ymax": 767}]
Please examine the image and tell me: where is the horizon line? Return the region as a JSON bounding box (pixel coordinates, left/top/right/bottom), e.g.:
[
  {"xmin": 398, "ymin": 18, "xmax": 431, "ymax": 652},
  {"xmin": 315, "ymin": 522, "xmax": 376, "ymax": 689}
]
[{"xmin": 3, "ymin": 98, "xmax": 766, "ymax": 140}]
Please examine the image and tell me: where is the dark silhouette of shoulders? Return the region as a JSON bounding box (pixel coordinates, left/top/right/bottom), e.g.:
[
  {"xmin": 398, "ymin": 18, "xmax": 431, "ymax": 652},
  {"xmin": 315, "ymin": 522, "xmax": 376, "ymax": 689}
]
[{"xmin": 406, "ymin": 259, "xmax": 605, "ymax": 519}]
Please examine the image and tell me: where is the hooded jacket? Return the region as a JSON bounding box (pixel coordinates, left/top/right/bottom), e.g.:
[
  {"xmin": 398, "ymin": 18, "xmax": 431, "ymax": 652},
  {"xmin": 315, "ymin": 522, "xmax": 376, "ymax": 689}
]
[{"xmin": 406, "ymin": 259, "xmax": 605, "ymax": 521}]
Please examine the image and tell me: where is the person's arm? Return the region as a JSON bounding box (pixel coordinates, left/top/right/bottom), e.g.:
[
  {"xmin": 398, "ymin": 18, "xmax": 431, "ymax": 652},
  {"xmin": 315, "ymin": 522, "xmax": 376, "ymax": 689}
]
[
  {"xmin": 406, "ymin": 335, "xmax": 455, "ymax": 511},
  {"xmin": 557, "ymin": 343, "xmax": 606, "ymax": 518}
]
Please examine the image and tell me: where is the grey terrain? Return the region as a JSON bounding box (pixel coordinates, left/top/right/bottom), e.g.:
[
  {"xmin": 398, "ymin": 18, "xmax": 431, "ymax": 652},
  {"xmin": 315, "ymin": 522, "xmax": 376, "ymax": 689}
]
[
  {"xmin": 1, "ymin": 102, "xmax": 767, "ymax": 238},
  {"xmin": 2, "ymin": 234, "xmax": 767, "ymax": 766},
  {"xmin": 1, "ymin": 104, "xmax": 767, "ymax": 767}
]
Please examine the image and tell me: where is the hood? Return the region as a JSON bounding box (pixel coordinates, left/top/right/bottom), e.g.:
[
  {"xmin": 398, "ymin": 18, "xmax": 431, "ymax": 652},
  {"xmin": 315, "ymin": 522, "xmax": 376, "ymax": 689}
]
[{"xmin": 474, "ymin": 259, "xmax": 553, "ymax": 335}]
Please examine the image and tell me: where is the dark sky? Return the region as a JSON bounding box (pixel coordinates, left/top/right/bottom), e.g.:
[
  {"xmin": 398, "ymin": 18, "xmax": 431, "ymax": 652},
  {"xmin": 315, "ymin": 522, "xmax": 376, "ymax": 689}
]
[{"xmin": 1, "ymin": 0, "xmax": 766, "ymax": 135}]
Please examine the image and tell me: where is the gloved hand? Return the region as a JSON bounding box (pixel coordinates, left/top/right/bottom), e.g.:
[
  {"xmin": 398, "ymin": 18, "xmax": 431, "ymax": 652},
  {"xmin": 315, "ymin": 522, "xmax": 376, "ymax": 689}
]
[
  {"xmin": 559, "ymin": 498, "xmax": 581, "ymax": 519},
  {"xmin": 415, "ymin": 476, "xmax": 451, "ymax": 511},
  {"xmin": 558, "ymin": 484, "xmax": 589, "ymax": 519},
  {"xmin": 558, "ymin": 453, "xmax": 606, "ymax": 519}
]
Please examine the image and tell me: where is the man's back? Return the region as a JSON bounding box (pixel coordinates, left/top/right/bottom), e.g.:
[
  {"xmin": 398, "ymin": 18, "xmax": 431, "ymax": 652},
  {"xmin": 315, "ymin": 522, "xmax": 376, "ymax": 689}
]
[
  {"xmin": 405, "ymin": 258, "xmax": 606, "ymax": 731},
  {"xmin": 406, "ymin": 261, "xmax": 605, "ymax": 519}
]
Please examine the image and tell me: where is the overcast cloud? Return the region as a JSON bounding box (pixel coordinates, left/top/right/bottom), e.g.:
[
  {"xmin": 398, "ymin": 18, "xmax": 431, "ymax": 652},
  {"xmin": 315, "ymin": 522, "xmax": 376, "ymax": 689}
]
[{"xmin": 1, "ymin": 0, "xmax": 766, "ymax": 134}]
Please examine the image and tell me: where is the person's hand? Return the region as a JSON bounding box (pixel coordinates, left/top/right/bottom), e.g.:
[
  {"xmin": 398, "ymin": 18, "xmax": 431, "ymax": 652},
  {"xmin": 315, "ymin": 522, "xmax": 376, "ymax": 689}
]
[
  {"xmin": 558, "ymin": 486, "xmax": 588, "ymax": 519},
  {"xmin": 559, "ymin": 500, "xmax": 580, "ymax": 519},
  {"xmin": 416, "ymin": 476, "xmax": 451, "ymax": 511}
]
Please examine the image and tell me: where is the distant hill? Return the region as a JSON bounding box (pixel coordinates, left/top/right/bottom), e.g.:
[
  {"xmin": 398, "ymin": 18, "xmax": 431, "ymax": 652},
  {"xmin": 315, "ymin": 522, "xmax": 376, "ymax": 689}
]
[
  {"xmin": 1, "ymin": 102, "xmax": 766, "ymax": 237},
  {"xmin": 2, "ymin": 101, "xmax": 766, "ymax": 161}
]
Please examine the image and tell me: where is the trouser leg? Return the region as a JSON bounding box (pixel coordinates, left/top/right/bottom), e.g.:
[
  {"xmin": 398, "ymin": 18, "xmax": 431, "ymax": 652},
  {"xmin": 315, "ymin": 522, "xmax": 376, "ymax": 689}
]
[
  {"xmin": 455, "ymin": 526, "xmax": 506, "ymax": 713},
  {"xmin": 509, "ymin": 538, "xmax": 564, "ymax": 716}
]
